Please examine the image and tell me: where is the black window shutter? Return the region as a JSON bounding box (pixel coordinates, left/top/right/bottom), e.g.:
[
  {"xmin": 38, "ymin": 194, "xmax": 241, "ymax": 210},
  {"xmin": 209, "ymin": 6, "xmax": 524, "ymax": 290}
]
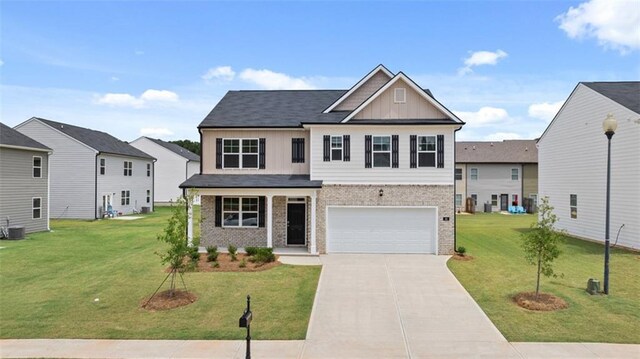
[
  {"xmin": 323, "ymin": 135, "xmax": 330, "ymax": 161},
  {"xmin": 343, "ymin": 135, "xmax": 350, "ymax": 162},
  {"xmin": 392, "ymin": 135, "xmax": 399, "ymax": 168},
  {"xmin": 300, "ymin": 139, "xmax": 305, "ymax": 163},
  {"xmin": 214, "ymin": 196, "xmax": 222, "ymax": 227},
  {"xmin": 437, "ymin": 135, "xmax": 444, "ymax": 168},
  {"xmin": 216, "ymin": 138, "xmax": 223, "ymax": 169},
  {"xmin": 364, "ymin": 135, "xmax": 372, "ymax": 168},
  {"xmin": 259, "ymin": 138, "xmax": 266, "ymax": 169},
  {"xmin": 291, "ymin": 138, "xmax": 297, "ymax": 163},
  {"xmin": 410, "ymin": 135, "xmax": 417, "ymax": 168},
  {"xmin": 258, "ymin": 196, "xmax": 265, "ymax": 227}
]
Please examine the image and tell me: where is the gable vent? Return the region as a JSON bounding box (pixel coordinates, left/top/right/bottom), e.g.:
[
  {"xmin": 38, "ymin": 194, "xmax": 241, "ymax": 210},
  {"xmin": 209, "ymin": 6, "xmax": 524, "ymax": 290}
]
[{"xmin": 394, "ymin": 88, "xmax": 406, "ymax": 103}]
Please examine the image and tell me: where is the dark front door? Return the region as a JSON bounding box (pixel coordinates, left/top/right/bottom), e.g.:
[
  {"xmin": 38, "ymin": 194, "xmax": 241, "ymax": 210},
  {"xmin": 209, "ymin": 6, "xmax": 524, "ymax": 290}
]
[
  {"xmin": 500, "ymin": 194, "xmax": 509, "ymax": 211},
  {"xmin": 287, "ymin": 203, "xmax": 306, "ymax": 245}
]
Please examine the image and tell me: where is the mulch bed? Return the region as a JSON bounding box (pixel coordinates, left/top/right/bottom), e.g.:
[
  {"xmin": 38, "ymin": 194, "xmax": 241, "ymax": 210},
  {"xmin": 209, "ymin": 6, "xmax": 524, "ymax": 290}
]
[
  {"xmin": 451, "ymin": 253, "xmax": 475, "ymax": 261},
  {"xmin": 194, "ymin": 253, "xmax": 281, "ymax": 272},
  {"xmin": 141, "ymin": 289, "xmax": 197, "ymax": 311},
  {"xmin": 513, "ymin": 292, "xmax": 568, "ymax": 311}
]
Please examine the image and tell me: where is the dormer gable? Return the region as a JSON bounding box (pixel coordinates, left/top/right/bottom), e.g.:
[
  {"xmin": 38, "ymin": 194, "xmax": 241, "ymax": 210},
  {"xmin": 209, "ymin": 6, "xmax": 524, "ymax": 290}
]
[{"xmin": 323, "ymin": 64, "xmax": 393, "ymax": 113}]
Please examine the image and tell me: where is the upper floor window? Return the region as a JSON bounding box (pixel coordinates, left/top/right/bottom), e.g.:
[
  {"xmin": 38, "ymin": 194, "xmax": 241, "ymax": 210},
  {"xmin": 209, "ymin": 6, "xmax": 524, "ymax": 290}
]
[
  {"xmin": 223, "ymin": 197, "xmax": 258, "ymax": 227},
  {"xmin": 417, "ymin": 136, "xmax": 436, "ymax": 167},
  {"xmin": 394, "ymin": 88, "xmax": 406, "ymax": 103},
  {"xmin": 455, "ymin": 168, "xmax": 463, "ymax": 180},
  {"xmin": 223, "ymin": 139, "xmax": 258, "ymax": 168},
  {"xmin": 470, "ymin": 168, "xmax": 478, "ymax": 180},
  {"xmin": 100, "ymin": 158, "xmax": 105, "ymax": 175},
  {"xmin": 123, "ymin": 161, "xmax": 132, "ymax": 176},
  {"xmin": 146, "ymin": 163, "xmax": 151, "ymax": 177},
  {"xmin": 372, "ymin": 136, "xmax": 391, "ymax": 167},
  {"xmin": 570, "ymin": 194, "xmax": 577, "ymax": 219},
  {"xmin": 511, "ymin": 168, "xmax": 519, "ymax": 180},
  {"xmin": 292, "ymin": 138, "xmax": 305, "ymax": 163},
  {"xmin": 33, "ymin": 156, "xmax": 42, "ymax": 178},
  {"xmin": 32, "ymin": 197, "xmax": 42, "ymax": 219},
  {"xmin": 331, "ymin": 136, "xmax": 343, "ymax": 161}
]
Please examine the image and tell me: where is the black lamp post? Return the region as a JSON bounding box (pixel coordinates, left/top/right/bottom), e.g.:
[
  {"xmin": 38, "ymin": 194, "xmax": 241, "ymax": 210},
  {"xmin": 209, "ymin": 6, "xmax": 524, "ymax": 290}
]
[{"xmin": 602, "ymin": 113, "xmax": 617, "ymax": 295}]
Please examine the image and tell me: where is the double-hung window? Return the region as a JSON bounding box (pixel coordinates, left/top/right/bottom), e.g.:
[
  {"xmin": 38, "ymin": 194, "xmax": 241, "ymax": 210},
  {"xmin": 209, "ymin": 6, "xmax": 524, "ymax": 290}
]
[
  {"xmin": 470, "ymin": 168, "xmax": 478, "ymax": 180},
  {"xmin": 372, "ymin": 136, "xmax": 391, "ymax": 167},
  {"xmin": 32, "ymin": 197, "xmax": 42, "ymax": 219},
  {"xmin": 223, "ymin": 197, "xmax": 258, "ymax": 227},
  {"xmin": 33, "ymin": 156, "xmax": 42, "ymax": 178},
  {"xmin": 331, "ymin": 136, "xmax": 343, "ymax": 161},
  {"xmin": 123, "ymin": 161, "xmax": 132, "ymax": 176},
  {"xmin": 455, "ymin": 168, "xmax": 463, "ymax": 180},
  {"xmin": 511, "ymin": 168, "xmax": 519, "ymax": 180},
  {"xmin": 570, "ymin": 194, "xmax": 577, "ymax": 219},
  {"xmin": 491, "ymin": 194, "xmax": 498, "ymax": 206},
  {"xmin": 146, "ymin": 190, "xmax": 151, "ymax": 203},
  {"xmin": 146, "ymin": 163, "xmax": 151, "ymax": 177},
  {"xmin": 100, "ymin": 159, "xmax": 105, "ymax": 175},
  {"xmin": 223, "ymin": 139, "xmax": 258, "ymax": 168},
  {"xmin": 417, "ymin": 136, "xmax": 436, "ymax": 167},
  {"xmin": 121, "ymin": 190, "xmax": 130, "ymax": 205},
  {"xmin": 455, "ymin": 194, "xmax": 462, "ymax": 207},
  {"xmin": 471, "ymin": 194, "xmax": 478, "ymax": 206}
]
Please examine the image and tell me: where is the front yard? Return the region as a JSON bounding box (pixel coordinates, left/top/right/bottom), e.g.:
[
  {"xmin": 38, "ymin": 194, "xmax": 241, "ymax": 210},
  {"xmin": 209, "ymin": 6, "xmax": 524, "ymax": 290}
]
[
  {"xmin": 449, "ymin": 213, "xmax": 640, "ymax": 343},
  {"xmin": 0, "ymin": 207, "xmax": 320, "ymax": 340}
]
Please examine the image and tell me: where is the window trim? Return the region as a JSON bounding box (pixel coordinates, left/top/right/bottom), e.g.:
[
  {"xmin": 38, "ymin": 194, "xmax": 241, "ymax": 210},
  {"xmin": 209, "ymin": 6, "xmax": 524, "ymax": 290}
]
[
  {"xmin": 222, "ymin": 138, "xmax": 259, "ymax": 169},
  {"xmin": 121, "ymin": 190, "xmax": 130, "ymax": 206},
  {"xmin": 570, "ymin": 194, "xmax": 577, "ymax": 219},
  {"xmin": 455, "ymin": 168, "xmax": 463, "ymax": 181},
  {"xmin": 330, "ymin": 135, "xmax": 343, "ymax": 161},
  {"xmin": 146, "ymin": 163, "xmax": 151, "ymax": 177},
  {"xmin": 123, "ymin": 161, "xmax": 132, "ymax": 176},
  {"xmin": 491, "ymin": 194, "xmax": 498, "ymax": 206},
  {"xmin": 32, "ymin": 197, "xmax": 42, "ymax": 219},
  {"xmin": 372, "ymin": 135, "xmax": 392, "ymax": 168},
  {"xmin": 222, "ymin": 197, "xmax": 259, "ymax": 228},
  {"xmin": 471, "ymin": 194, "xmax": 478, "ymax": 206},
  {"xmin": 511, "ymin": 168, "xmax": 519, "ymax": 180},
  {"xmin": 32, "ymin": 156, "xmax": 42, "ymax": 178},
  {"xmin": 455, "ymin": 194, "xmax": 463, "ymax": 207},
  {"xmin": 100, "ymin": 158, "xmax": 106, "ymax": 175},
  {"xmin": 394, "ymin": 87, "xmax": 406, "ymax": 103},
  {"xmin": 146, "ymin": 189, "xmax": 151, "ymax": 204},
  {"xmin": 470, "ymin": 168, "xmax": 478, "ymax": 180},
  {"xmin": 417, "ymin": 135, "xmax": 436, "ymax": 168}
]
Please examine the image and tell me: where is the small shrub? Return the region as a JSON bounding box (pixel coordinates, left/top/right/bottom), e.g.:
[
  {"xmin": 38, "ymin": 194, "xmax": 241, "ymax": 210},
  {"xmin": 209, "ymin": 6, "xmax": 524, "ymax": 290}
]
[
  {"xmin": 456, "ymin": 246, "xmax": 467, "ymax": 256},
  {"xmin": 212, "ymin": 261, "xmax": 220, "ymax": 268},
  {"xmin": 245, "ymin": 246, "xmax": 259, "ymax": 256},
  {"xmin": 207, "ymin": 251, "xmax": 219, "ymax": 262},
  {"xmin": 250, "ymin": 248, "xmax": 276, "ymax": 264},
  {"xmin": 206, "ymin": 246, "xmax": 218, "ymax": 254},
  {"xmin": 228, "ymin": 245, "xmax": 238, "ymax": 261},
  {"xmin": 239, "ymin": 259, "xmax": 247, "ymax": 268}
]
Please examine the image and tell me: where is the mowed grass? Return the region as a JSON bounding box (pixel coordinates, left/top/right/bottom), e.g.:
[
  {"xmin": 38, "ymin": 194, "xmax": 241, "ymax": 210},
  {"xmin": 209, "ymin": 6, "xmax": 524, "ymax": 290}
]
[
  {"xmin": 0, "ymin": 206, "xmax": 320, "ymax": 339},
  {"xmin": 448, "ymin": 213, "xmax": 640, "ymax": 343}
]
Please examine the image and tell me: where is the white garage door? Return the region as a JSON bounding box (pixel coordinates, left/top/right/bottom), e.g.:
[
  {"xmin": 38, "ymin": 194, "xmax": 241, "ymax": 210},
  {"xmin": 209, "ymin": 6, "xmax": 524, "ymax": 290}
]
[{"xmin": 327, "ymin": 207, "xmax": 437, "ymax": 254}]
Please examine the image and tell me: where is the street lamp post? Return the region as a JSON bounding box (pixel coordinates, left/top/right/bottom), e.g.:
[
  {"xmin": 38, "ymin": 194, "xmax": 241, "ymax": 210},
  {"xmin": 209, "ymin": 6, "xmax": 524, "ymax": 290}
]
[{"xmin": 602, "ymin": 113, "xmax": 617, "ymax": 295}]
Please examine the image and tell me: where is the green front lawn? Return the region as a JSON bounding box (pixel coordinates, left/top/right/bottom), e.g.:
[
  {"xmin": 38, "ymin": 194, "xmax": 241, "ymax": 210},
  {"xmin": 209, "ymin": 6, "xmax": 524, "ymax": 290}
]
[
  {"xmin": 0, "ymin": 207, "xmax": 320, "ymax": 339},
  {"xmin": 449, "ymin": 213, "xmax": 640, "ymax": 343}
]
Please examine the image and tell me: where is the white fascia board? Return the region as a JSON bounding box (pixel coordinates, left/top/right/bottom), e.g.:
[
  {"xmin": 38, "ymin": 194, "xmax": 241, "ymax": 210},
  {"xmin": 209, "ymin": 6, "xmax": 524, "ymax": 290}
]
[
  {"xmin": 341, "ymin": 73, "xmax": 464, "ymax": 124},
  {"xmin": 0, "ymin": 144, "xmax": 52, "ymax": 153},
  {"xmin": 323, "ymin": 64, "xmax": 394, "ymax": 113}
]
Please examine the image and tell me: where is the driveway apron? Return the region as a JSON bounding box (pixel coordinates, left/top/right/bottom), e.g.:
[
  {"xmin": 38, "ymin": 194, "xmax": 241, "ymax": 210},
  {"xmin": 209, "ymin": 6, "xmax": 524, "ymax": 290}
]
[{"xmin": 302, "ymin": 254, "xmax": 521, "ymax": 358}]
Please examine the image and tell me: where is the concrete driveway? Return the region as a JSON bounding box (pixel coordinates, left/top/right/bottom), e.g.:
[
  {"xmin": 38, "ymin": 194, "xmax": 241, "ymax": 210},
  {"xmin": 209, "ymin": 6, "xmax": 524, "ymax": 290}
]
[{"xmin": 301, "ymin": 254, "xmax": 521, "ymax": 358}]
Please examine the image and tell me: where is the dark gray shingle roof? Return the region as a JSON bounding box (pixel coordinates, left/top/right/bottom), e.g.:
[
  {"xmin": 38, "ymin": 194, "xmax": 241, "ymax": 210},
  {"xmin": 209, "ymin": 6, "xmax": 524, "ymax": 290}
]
[
  {"xmin": 200, "ymin": 90, "xmax": 349, "ymax": 128},
  {"xmin": 35, "ymin": 118, "xmax": 154, "ymax": 160},
  {"xmin": 582, "ymin": 82, "xmax": 640, "ymax": 114},
  {"xmin": 456, "ymin": 140, "xmax": 538, "ymax": 163},
  {"xmin": 180, "ymin": 174, "xmax": 322, "ymax": 189},
  {"xmin": 145, "ymin": 137, "xmax": 200, "ymax": 161},
  {"xmin": 1, "ymin": 122, "xmax": 51, "ymax": 151}
]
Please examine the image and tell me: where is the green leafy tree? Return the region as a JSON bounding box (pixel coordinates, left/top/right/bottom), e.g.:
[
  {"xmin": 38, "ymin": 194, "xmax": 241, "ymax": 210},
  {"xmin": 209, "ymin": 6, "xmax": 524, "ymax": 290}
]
[
  {"xmin": 521, "ymin": 197, "xmax": 564, "ymax": 298},
  {"xmin": 169, "ymin": 140, "xmax": 200, "ymax": 156}
]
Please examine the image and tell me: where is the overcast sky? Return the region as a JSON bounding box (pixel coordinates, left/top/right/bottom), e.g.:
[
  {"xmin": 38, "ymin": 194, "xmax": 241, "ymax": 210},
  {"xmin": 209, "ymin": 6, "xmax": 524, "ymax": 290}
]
[{"xmin": 1, "ymin": 0, "xmax": 639, "ymax": 141}]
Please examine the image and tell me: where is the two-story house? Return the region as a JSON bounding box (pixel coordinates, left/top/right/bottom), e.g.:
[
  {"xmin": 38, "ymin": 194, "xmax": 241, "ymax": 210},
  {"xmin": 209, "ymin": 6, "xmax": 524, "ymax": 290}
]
[
  {"xmin": 15, "ymin": 117, "xmax": 155, "ymax": 219},
  {"xmin": 130, "ymin": 137, "xmax": 200, "ymax": 204},
  {"xmin": 0, "ymin": 122, "xmax": 52, "ymax": 234},
  {"xmin": 181, "ymin": 65, "xmax": 464, "ymax": 254},
  {"xmin": 455, "ymin": 140, "xmax": 538, "ymax": 212}
]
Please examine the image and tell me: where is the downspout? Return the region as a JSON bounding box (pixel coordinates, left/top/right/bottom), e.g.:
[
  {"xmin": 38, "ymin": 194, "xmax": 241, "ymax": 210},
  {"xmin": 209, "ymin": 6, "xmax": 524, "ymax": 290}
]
[
  {"xmin": 152, "ymin": 159, "xmax": 157, "ymax": 212},
  {"xmin": 94, "ymin": 152, "xmax": 100, "ymax": 219},
  {"xmin": 47, "ymin": 151, "xmax": 52, "ymax": 230},
  {"xmin": 198, "ymin": 128, "xmax": 203, "ymax": 174},
  {"xmin": 453, "ymin": 126, "xmax": 462, "ymax": 253}
]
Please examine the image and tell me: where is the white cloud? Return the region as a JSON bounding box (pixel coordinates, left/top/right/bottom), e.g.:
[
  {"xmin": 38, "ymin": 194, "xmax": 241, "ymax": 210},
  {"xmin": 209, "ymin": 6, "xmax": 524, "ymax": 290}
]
[
  {"xmin": 459, "ymin": 50, "xmax": 508, "ymax": 75},
  {"xmin": 483, "ymin": 132, "xmax": 523, "ymax": 141},
  {"xmin": 110, "ymin": 76, "xmax": 120, "ymax": 82},
  {"xmin": 202, "ymin": 66, "xmax": 236, "ymax": 81},
  {"xmin": 95, "ymin": 89, "xmax": 179, "ymax": 108},
  {"xmin": 239, "ymin": 68, "xmax": 315, "ymax": 90},
  {"xmin": 140, "ymin": 127, "xmax": 174, "ymax": 137},
  {"xmin": 556, "ymin": 0, "xmax": 640, "ymax": 53},
  {"xmin": 135, "ymin": 50, "xmax": 144, "ymax": 56},
  {"xmin": 0, "ymin": 59, "xmax": 4, "ymax": 66},
  {"xmin": 454, "ymin": 107, "xmax": 511, "ymax": 127},
  {"xmin": 528, "ymin": 101, "xmax": 564, "ymax": 122}
]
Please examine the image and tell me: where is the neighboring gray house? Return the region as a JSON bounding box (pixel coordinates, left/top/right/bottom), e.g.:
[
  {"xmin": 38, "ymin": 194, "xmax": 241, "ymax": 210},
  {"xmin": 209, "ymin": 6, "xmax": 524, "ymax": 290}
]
[
  {"xmin": 130, "ymin": 137, "xmax": 200, "ymax": 204},
  {"xmin": 538, "ymin": 82, "xmax": 639, "ymax": 250},
  {"xmin": 0, "ymin": 122, "xmax": 51, "ymax": 233},
  {"xmin": 15, "ymin": 118, "xmax": 155, "ymax": 219},
  {"xmin": 181, "ymin": 65, "xmax": 465, "ymax": 254},
  {"xmin": 456, "ymin": 140, "xmax": 538, "ymax": 212}
]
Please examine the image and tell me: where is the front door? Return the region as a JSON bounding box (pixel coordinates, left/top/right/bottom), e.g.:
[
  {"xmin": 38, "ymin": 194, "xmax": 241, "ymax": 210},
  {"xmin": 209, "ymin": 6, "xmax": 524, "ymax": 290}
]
[
  {"xmin": 500, "ymin": 194, "xmax": 509, "ymax": 211},
  {"xmin": 287, "ymin": 203, "xmax": 306, "ymax": 245}
]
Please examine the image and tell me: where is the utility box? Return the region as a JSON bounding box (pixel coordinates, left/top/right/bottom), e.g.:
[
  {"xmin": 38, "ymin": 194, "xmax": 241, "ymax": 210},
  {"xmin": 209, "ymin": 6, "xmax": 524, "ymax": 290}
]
[
  {"xmin": 141, "ymin": 206, "xmax": 150, "ymax": 214},
  {"xmin": 8, "ymin": 226, "xmax": 25, "ymax": 240},
  {"xmin": 484, "ymin": 203, "xmax": 492, "ymax": 213},
  {"xmin": 587, "ymin": 278, "xmax": 601, "ymax": 295}
]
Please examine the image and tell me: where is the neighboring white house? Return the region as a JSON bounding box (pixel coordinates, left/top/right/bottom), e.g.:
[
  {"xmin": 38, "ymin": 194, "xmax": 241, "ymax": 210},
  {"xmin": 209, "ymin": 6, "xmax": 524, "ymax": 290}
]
[
  {"xmin": 130, "ymin": 137, "xmax": 200, "ymax": 204},
  {"xmin": 15, "ymin": 117, "xmax": 156, "ymax": 219},
  {"xmin": 538, "ymin": 82, "xmax": 640, "ymax": 250},
  {"xmin": 0, "ymin": 122, "xmax": 52, "ymax": 234}
]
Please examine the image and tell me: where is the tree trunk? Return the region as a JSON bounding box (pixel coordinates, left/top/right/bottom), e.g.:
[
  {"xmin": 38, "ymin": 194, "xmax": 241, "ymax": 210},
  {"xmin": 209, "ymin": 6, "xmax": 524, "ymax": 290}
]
[
  {"xmin": 169, "ymin": 270, "xmax": 176, "ymax": 297},
  {"xmin": 535, "ymin": 253, "xmax": 541, "ymax": 300}
]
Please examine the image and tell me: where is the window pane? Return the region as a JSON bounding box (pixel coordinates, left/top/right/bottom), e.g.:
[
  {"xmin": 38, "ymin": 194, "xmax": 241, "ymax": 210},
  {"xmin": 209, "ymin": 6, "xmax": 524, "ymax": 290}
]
[
  {"xmin": 242, "ymin": 198, "xmax": 258, "ymax": 212},
  {"xmin": 373, "ymin": 152, "xmax": 390, "ymax": 167},
  {"xmin": 33, "ymin": 157, "xmax": 41, "ymax": 167},
  {"xmin": 331, "ymin": 136, "xmax": 342, "ymax": 148},
  {"xmin": 242, "ymin": 213, "xmax": 258, "ymax": 227},
  {"xmin": 224, "ymin": 213, "xmax": 240, "ymax": 226},
  {"xmin": 224, "ymin": 154, "xmax": 240, "ymax": 168},
  {"xmin": 418, "ymin": 152, "xmax": 435, "ymax": 167},
  {"xmin": 418, "ymin": 136, "xmax": 435, "ymax": 151},
  {"xmin": 331, "ymin": 149, "xmax": 342, "ymax": 161},
  {"xmin": 223, "ymin": 139, "xmax": 240, "ymax": 153},
  {"xmin": 242, "ymin": 154, "xmax": 258, "ymax": 168},
  {"xmin": 373, "ymin": 136, "xmax": 390, "ymax": 151},
  {"xmin": 223, "ymin": 198, "xmax": 239, "ymax": 211},
  {"xmin": 242, "ymin": 139, "xmax": 258, "ymax": 153},
  {"xmin": 570, "ymin": 194, "xmax": 577, "ymax": 206},
  {"xmin": 455, "ymin": 168, "xmax": 462, "ymax": 180},
  {"xmin": 33, "ymin": 198, "xmax": 41, "ymax": 207},
  {"xmin": 455, "ymin": 194, "xmax": 462, "ymax": 206},
  {"xmin": 33, "ymin": 208, "xmax": 41, "ymax": 219},
  {"xmin": 33, "ymin": 168, "xmax": 41, "ymax": 177}
]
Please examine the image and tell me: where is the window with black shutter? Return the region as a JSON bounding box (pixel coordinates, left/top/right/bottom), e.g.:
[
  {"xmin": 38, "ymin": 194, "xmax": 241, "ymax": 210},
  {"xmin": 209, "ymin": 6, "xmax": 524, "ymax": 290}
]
[
  {"xmin": 343, "ymin": 135, "xmax": 350, "ymax": 162},
  {"xmin": 323, "ymin": 135, "xmax": 330, "ymax": 162},
  {"xmin": 364, "ymin": 135, "xmax": 372, "ymax": 168},
  {"xmin": 216, "ymin": 138, "xmax": 223, "ymax": 169},
  {"xmin": 258, "ymin": 197, "xmax": 265, "ymax": 227},
  {"xmin": 410, "ymin": 135, "xmax": 417, "ymax": 168},
  {"xmin": 417, "ymin": 136, "xmax": 436, "ymax": 167},
  {"xmin": 437, "ymin": 135, "xmax": 444, "ymax": 168},
  {"xmin": 391, "ymin": 135, "xmax": 399, "ymax": 168},
  {"xmin": 215, "ymin": 196, "xmax": 222, "ymax": 227},
  {"xmin": 259, "ymin": 138, "xmax": 266, "ymax": 169},
  {"xmin": 292, "ymin": 138, "xmax": 305, "ymax": 163}
]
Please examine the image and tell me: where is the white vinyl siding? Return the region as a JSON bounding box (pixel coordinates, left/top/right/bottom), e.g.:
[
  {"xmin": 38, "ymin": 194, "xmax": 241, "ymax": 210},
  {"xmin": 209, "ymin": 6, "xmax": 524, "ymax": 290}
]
[
  {"xmin": 310, "ymin": 125, "xmax": 455, "ymax": 184},
  {"xmin": 466, "ymin": 164, "xmax": 523, "ymax": 211},
  {"xmin": 97, "ymin": 154, "xmax": 153, "ymax": 217}
]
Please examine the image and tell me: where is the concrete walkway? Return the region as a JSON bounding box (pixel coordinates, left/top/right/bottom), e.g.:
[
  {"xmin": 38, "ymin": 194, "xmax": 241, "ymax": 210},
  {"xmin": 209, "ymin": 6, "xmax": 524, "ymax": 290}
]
[{"xmin": 1, "ymin": 254, "xmax": 638, "ymax": 358}]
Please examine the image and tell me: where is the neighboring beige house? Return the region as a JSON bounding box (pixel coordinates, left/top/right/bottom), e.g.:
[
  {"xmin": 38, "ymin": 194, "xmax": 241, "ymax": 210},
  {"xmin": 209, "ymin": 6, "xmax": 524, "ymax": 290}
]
[
  {"xmin": 538, "ymin": 82, "xmax": 639, "ymax": 250},
  {"xmin": 181, "ymin": 65, "xmax": 465, "ymax": 254},
  {"xmin": 455, "ymin": 140, "xmax": 538, "ymax": 212}
]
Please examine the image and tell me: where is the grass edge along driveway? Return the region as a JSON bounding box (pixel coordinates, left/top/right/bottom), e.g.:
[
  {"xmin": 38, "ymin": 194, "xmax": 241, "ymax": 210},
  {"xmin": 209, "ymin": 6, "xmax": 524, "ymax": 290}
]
[
  {"xmin": 0, "ymin": 207, "xmax": 321, "ymax": 340},
  {"xmin": 448, "ymin": 213, "xmax": 640, "ymax": 344}
]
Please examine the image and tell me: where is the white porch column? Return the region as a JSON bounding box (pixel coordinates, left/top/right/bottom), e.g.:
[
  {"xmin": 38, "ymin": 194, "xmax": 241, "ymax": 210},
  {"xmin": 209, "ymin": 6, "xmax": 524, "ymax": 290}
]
[
  {"xmin": 187, "ymin": 198, "xmax": 194, "ymax": 247},
  {"xmin": 267, "ymin": 195, "xmax": 273, "ymax": 248},
  {"xmin": 310, "ymin": 191, "xmax": 317, "ymax": 254}
]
